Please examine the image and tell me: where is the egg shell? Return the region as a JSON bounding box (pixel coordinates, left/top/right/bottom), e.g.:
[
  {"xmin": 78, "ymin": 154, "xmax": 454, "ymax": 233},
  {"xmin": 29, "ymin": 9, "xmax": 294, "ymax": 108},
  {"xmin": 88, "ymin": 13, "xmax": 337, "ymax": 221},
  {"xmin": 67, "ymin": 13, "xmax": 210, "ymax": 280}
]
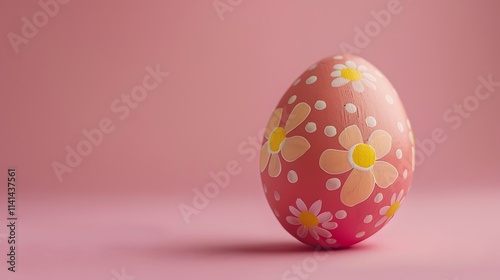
[{"xmin": 260, "ymin": 54, "xmax": 415, "ymax": 248}]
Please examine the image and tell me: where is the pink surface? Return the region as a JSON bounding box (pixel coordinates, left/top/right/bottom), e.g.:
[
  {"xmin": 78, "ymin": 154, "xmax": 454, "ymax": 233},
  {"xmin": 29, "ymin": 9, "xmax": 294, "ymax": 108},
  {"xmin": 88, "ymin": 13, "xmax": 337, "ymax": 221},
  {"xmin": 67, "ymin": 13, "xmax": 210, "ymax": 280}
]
[{"xmin": 1, "ymin": 0, "xmax": 500, "ymax": 279}]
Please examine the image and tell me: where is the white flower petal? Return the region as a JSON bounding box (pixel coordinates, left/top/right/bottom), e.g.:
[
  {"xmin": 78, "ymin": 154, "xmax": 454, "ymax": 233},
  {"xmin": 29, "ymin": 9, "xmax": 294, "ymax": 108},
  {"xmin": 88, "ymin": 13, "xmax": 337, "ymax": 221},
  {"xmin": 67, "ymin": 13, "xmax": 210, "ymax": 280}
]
[
  {"xmin": 358, "ymin": 65, "xmax": 367, "ymax": 72},
  {"xmin": 297, "ymin": 225, "xmax": 308, "ymax": 238},
  {"xmin": 314, "ymin": 227, "xmax": 332, "ymax": 238},
  {"xmin": 317, "ymin": 212, "xmax": 332, "ymax": 223},
  {"xmin": 391, "ymin": 193, "xmax": 397, "ymax": 204},
  {"xmin": 379, "ymin": 206, "xmax": 390, "ymax": 215},
  {"xmin": 363, "ymin": 73, "xmax": 376, "ymax": 82},
  {"xmin": 333, "ymin": 64, "xmax": 346, "ymax": 70},
  {"xmin": 362, "ymin": 79, "xmax": 376, "ymax": 90},
  {"xmin": 296, "ymin": 199, "xmax": 307, "ymax": 212},
  {"xmin": 397, "ymin": 189, "xmax": 404, "ymax": 202},
  {"xmin": 345, "ymin": 60, "xmax": 357, "ymax": 69},
  {"xmin": 322, "ymin": 221, "xmax": 338, "ymax": 230},
  {"xmin": 352, "ymin": 81, "xmax": 365, "ymax": 93},
  {"xmin": 331, "ymin": 77, "xmax": 349, "ymax": 87},
  {"xmin": 309, "ymin": 200, "xmax": 322, "ymax": 215},
  {"xmin": 375, "ymin": 217, "xmax": 387, "ymax": 227},
  {"xmin": 289, "ymin": 206, "xmax": 301, "ymax": 217},
  {"xmin": 330, "ymin": 70, "xmax": 341, "ymax": 77},
  {"xmin": 286, "ymin": 216, "xmax": 301, "ymax": 225},
  {"xmin": 309, "ymin": 228, "xmax": 320, "ymax": 240}
]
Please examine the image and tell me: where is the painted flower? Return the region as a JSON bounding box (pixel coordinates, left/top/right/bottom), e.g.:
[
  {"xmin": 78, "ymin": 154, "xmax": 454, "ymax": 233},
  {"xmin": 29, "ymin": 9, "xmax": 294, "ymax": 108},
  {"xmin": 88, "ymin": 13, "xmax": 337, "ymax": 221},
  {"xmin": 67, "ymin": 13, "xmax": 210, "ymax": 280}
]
[
  {"xmin": 319, "ymin": 125, "xmax": 399, "ymax": 207},
  {"xmin": 286, "ymin": 199, "xmax": 337, "ymax": 240},
  {"xmin": 260, "ymin": 102, "xmax": 311, "ymax": 177},
  {"xmin": 375, "ymin": 190, "xmax": 405, "ymax": 227},
  {"xmin": 330, "ymin": 60, "xmax": 376, "ymax": 93}
]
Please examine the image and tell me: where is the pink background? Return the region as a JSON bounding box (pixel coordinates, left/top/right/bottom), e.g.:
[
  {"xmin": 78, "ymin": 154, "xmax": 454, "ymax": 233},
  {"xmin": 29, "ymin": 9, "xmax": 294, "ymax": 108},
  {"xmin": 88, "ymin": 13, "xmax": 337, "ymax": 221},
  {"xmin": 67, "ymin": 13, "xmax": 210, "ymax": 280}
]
[{"xmin": 1, "ymin": 0, "xmax": 499, "ymax": 279}]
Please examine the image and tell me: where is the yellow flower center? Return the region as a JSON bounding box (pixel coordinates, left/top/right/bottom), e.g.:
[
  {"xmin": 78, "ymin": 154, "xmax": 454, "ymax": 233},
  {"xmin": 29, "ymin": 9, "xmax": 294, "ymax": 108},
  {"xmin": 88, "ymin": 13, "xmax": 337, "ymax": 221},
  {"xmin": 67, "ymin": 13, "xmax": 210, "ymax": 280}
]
[
  {"xmin": 298, "ymin": 211, "xmax": 319, "ymax": 228},
  {"xmin": 269, "ymin": 127, "xmax": 286, "ymax": 152},
  {"xmin": 352, "ymin": 144, "xmax": 376, "ymax": 168},
  {"xmin": 341, "ymin": 68, "xmax": 363, "ymax": 81},
  {"xmin": 386, "ymin": 202, "xmax": 400, "ymax": 217}
]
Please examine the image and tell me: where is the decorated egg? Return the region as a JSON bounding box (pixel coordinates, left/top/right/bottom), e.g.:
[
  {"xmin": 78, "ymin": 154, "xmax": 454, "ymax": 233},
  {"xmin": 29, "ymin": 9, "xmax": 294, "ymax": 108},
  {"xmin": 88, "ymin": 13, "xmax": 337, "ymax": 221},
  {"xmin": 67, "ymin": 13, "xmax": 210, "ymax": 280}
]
[{"xmin": 260, "ymin": 54, "xmax": 415, "ymax": 248}]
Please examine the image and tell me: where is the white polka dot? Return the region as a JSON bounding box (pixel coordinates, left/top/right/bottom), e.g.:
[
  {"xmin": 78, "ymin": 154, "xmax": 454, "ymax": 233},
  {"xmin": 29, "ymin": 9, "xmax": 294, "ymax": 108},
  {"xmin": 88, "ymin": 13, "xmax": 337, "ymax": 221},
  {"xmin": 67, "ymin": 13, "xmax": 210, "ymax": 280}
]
[
  {"xmin": 326, "ymin": 178, "xmax": 341, "ymax": 191},
  {"xmin": 314, "ymin": 100, "xmax": 326, "ymax": 110},
  {"xmin": 407, "ymin": 119, "xmax": 412, "ymax": 129},
  {"xmin": 345, "ymin": 103, "xmax": 357, "ymax": 113},
  {"xmin": 287, "ymin": 170, "xmax": 298, "ymax": 183},
  {"xmin": 273, "ymin": 209, "xmax": 280, "ymax": 217},
  {"xmin": 385, "ymin": 95, "xmax": 394, "ymax": 104},
  {"xmin": 305, "ymin": 76, "xmax": 317, "ymax": 85},
  {"xmin": 403, "ymin": 169, "xmax": 408, "ymax": 179},
  {"xmin": 366, "ymin": 116, "xmax": 377, "ymax": 127},
  {"xmin": 396, "ymin": 149, "xmax": 403, "ymax": 159},
  {"xmin": 324, "ymin": 126, "xmax": 337, "ymax": 137},
  {"xmin": 397, "ymin": 122, "xmax": 404, "ymax": 132},
  {"xmin": 288, "ymin": 95, "xmax": 297, "ymax": 104},
  {"xmin": 263, "ymin": 184, "xmax": 267, "ymax": 193},
  {"xmin": 374, "ymin": 193, "xmax": 383, "ymax": 203},
  {"xmin": 333, "ymin": 55, "xmax": 344, "ymax": 60},
  {"xmin": 293, "ymin": 78, "xmax": 301, "ymax": 86},
  {"xmin": 355, "ymin": 231, "xmax": 366, "ymax": 238},
  {"xmin": 305, "ymin": 122, "xmax": 317, "ymax": 133},
  {"xmin": 308, "ymin": 64, "xmax": 317, "ymax": 70},
  {"xmin": 335, "ymin": 210, "xmax": 347, "ymax": 219},
  {"xmin": 274, "ymin": 191, "xmax": 280, "ymax": 201},
  {"xmin": 364, "ymin": 215, "xmax": 373, "ymax": 223},
  {"xmin": 326, "ymin": 238, "xmax": 337, "ymax": 244}
]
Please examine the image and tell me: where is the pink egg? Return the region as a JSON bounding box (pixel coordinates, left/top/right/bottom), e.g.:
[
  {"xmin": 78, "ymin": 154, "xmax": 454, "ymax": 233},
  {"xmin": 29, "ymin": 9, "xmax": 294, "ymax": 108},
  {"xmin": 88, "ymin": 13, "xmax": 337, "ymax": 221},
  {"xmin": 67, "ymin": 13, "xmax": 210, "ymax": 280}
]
[{"xmin": 260, "ymin": 54, "xmax": 415, "ymax": 248}]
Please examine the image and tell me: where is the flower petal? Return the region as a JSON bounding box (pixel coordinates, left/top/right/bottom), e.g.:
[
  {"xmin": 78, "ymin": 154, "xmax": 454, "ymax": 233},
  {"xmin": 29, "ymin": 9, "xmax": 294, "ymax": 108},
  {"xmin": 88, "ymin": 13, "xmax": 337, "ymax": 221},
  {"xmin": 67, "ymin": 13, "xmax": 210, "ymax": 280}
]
[
  {"xmin": 265, "ymin": 108, "xmax": 282, "ymax": 139},
  {"xmin": 284, "ymin": 102, "xmax": 311, "ymax": 133},
  {"xmin": 362, "ymin": 79, "xmax": 376, "ymax": 90},
  {"xmin": 340, "ymin": 169, "xmax": 375, "ymax": 207},
  {"xmin": 368, "ymin": 130, "xmax": 392, "ymax": 159},
  {"xmin": 372, "ymin": 161, "xmax": 398, "ymax": 188},
  {"xmin": 379, "ymin": 206, "xmax": 390, "ymax": 215},
  {"xmin": 397, "ymin": 189, "xmax": 404, "ymax": 202},
  {"xmin": 339, "ymin": 125, "xmax": 363, "ymax": 150},
  {"xmin": 333, "ymin": 64, "xmax": 346, "ymax": 70},
  {"xmin": 375, "ymin": 217, "xmax": 387, "ymax": 227},
  {"xmin": 322, "ymin": 221, "xmax": 338, "ymax": 230},
  {"xmin": 259, "ymin": 142, "xmax": 271, "ymax": 172},
  {"xmin": 286, "ymin": 216, "xmax": 301, "ymax": 225},
  {"xmin": 309, "ymin": 200, "xmax": 322, "ymax": 215},
  {"xmin": 330, "ymin": 70, "xmax": 341, "ymax": 77},
  {"xmin": 352, "ymin": 81, "xmax": 364, "ymax": 93},
  {"xmin": 391, "ymin": 193, "xmax": 397, "ymax": 204},
  {"xmin": 297, "ymin": 225, "xmax": 307, "ymax": 238},
  {"xmin": 296, "ymin": 199, "xmax": 307, "ymax": 212},
  {"xmin": 309, "ymin": 228, "xmax": 319, "ymax": 240},
  {"xmin": 289, "ymin": 206, "xmax": 301, "ymax": 217},
  {"xmin": 314, "ymin": 227, "xmax": 332, "ymax": 238},
  {"xmin": 363, "ymin": 72, "xmax": 376, "ymax": 82},
  {"xmin": 358, "ymin": 65, "xmax": 367, "ymax": 72},
  {"xmin": 331, "ymin": 77, "xmax": 349, "ymax": 87},
  {"xmin": 281, "ymin": 136, "xmax": 310, "ymax": 162},
  {"xmin": 319, "ymin": 149, "xmax": 352, "ymax": 174},
  {"xmin": 345, "ymin": 60, "xmax": 357, "ymax": 69},
  {"xmin": 268, "ymin": 153, "xmax": 282, "ymax": 177},
  {"xmin": 317, "ymin": 212, "xmax": 332, "ymax": 223}
]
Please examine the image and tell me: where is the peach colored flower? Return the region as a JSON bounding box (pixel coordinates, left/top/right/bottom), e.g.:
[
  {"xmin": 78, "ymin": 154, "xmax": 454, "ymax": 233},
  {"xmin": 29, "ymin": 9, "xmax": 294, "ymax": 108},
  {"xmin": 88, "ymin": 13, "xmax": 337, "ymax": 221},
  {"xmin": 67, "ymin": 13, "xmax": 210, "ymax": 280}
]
[
  {"xmin": 260, "ymin": 102, "xmax": 311, "ymax": 177},
  {"xmin": 319, "ymin": 125, "xmax": 398, "ymax": 207}
]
